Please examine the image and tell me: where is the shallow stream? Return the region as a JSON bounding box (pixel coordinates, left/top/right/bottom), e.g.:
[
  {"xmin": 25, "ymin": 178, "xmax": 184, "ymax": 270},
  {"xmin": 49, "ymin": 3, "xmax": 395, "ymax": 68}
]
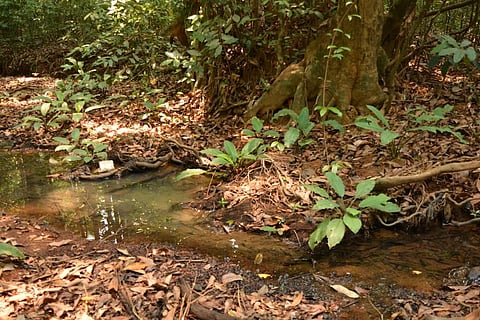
[{"xmin": 1, "ymin": 151, "xmax": 480, "ymax": 293}]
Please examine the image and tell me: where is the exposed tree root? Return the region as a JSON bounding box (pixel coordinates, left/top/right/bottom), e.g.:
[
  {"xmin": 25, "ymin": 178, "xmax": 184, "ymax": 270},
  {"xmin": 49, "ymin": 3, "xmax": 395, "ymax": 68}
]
[{"xmin": 373, "ymin": 160, "xmax": 480, "ymax": 191}]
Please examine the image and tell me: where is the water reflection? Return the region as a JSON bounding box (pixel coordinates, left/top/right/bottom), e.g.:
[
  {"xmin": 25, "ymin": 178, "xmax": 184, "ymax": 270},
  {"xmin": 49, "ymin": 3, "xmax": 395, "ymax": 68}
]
[
  {"xmin": 0, "ymin": 151, "xmax": 205, "ymax": 243},
  {"xmin": 2, "ymin": 151, "xmax": 480, "ymax": 287}
]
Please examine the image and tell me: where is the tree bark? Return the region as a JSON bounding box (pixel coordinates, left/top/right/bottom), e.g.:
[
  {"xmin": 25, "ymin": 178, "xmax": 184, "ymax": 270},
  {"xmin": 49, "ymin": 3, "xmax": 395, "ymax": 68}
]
[{"xmin": 246, "ymin": 0, "xmax": 387, "ymax": 121}]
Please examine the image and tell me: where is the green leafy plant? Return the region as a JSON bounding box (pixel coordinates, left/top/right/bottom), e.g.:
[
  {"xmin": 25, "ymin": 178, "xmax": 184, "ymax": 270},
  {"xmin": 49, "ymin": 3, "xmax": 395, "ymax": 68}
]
[
  {"xmin": 201, "ymin": 138, "xmax": 265, "ymax": 169},
  {"xmin": 429, "ymin": 34, "xmax": 479, "ymax": 76},
  {"xmin": 19, "ymin": 72, "xmax": 106, "ymax": 131},
  {"xmin": 242, "ymin": 116, "xmax": 283, "ymax": 151},
  {"xmin": 315, "ymin": 105, "xmax": 345, "ymax": 133},
  {"xmin": 272, "ymin": 107, "xmax": 315, "ymax": 148},
  {"xmin": 306, "ymin": 172, "xmax": 400, "ymax": 250},
  {"xmin": 53, "ymin": 128, "xmax": 108, "ymax": 163},
  {"xmin": 355, "ymin": 104, "xmax": 467, "ymax": 157}
]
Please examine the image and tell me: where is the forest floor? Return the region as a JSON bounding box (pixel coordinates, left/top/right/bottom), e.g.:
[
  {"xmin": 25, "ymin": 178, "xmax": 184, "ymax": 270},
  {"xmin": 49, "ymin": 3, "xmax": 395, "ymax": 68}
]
[{"xmin": 1, "ymin": 73, "xmax": 480, "ymax": 319}]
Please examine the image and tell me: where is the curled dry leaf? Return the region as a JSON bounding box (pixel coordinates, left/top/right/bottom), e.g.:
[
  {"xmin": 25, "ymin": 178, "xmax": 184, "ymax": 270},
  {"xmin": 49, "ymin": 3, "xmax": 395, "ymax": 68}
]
[
  {"xmin": 330, "ymin": 284, "xmax": 360, "ymax": 299},
  {"xmin": 48, "ymin": 239, "xmax": 73, "ymax": 247},
  {"xmin": 221, "ymin": 272, "xmax": 243, "ymax": 284}
]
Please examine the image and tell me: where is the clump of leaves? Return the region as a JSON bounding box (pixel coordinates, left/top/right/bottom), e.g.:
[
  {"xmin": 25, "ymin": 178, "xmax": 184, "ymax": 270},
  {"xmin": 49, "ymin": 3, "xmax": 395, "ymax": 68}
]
[
  {"xmin": 429, "ymin": 34, "xmax": 478, "ymax": 76},
  {"xmin": 19, "ymin": 72, "xmax": 106, "ymax": 131},
  {"xmin": 53, "ymin": 128, "xmax": 108, "ymax": 163},
  {"xmin": 355, "ymin": 104, "xmax": 467, "ymax": 157},
  {"xmin": 306, "ymin": 172, "xmax": 400, "ymax": 250},
  {"xmin": 272, "ymin": 107, "xmax": 315, "ymax": 148},
  {"xmin": 201, "ymin": 138, "xmax": 265, "ymax": 169},
  {"xmin": 242, "ymin": 116, "xmax": 282, "ymax": 150},
  {"xmin": 315, "ymin": 105, "xmax": 345, "ymax": 132}
]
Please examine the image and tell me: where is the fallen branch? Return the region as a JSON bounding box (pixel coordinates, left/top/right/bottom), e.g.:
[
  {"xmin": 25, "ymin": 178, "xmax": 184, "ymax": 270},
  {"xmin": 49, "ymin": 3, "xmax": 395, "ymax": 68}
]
[
  {"xmin": 448, "ymin": 217, "xmax": 480, "ymax": 226},
  {"xmin": 373, "ymin": 160, "xmax": 480, "ymax": 191}
]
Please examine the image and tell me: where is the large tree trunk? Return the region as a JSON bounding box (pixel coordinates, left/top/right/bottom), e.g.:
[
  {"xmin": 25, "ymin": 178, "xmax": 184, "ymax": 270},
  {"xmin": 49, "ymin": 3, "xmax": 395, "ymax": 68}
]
[{"xmin": 245, "ymin": 0, "xmax": 387, "ymax": 121}]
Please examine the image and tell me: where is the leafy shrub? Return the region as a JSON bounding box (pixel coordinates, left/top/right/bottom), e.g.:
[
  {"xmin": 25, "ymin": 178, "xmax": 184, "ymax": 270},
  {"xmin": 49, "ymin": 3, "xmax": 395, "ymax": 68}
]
[
  {"xmin": 355, "ymin": 104, "xmax": 467, "ymax": 157},
  {"xmin": 53, "ymin": 128, "xmax": 108, "ymax": 164},
  {"xmin": 307, "ymin": 172, "xmax": 400, "ymax": 250},
  {"xmin": 429, "ymin": 34, "xmax": 478, "ymax": 76},
  {"xmin": 271, "ymin": 107, "xmax": 315, "ymax": 148}
]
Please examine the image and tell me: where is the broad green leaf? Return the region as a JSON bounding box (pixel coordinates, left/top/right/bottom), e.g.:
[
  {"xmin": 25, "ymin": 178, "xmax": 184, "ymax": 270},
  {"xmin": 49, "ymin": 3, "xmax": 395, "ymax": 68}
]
[
  {"xmin": 460, "ymin": 39, "xmax": 472, "ymax": 47},
  {"xmin": 359, "ymin": 194, "xmax": 400, "ymax": 212},
  {"xmin": 72, "ymin": 113, "xmax": 83, "ymax": 122},
  {"xmin": 201, "ymin": 148, "xmax": 227, "ymax": 157},
  {"xmin": 54, "ymin": 145, "xmax": 74, "ymax": 152},
  {"xmin": 346, "ymin": 207, "xmax": 361, "ymax": 216},
  {"xmin": 0, "ymin": 243, "xmax": 25, "ymax": 259},
  {"xmin": 298, "ymin": 108, "xmax": 310, "ymax": 128},
  {"xmin": 221, "ymin": 34, "xmax": 238, "ymax": 44},
  {"xmin": 96, "ymin": 152, "xmax": 108, "ymax": 160},
  {"xmin": 271, "ymin": 141, "xmax": 285, "ymax": 152},
  {"xmin": 465, "ymin": 47, "xmax": 477, "ymax": 62},
  {"xmin": 260, "ymin": 226, "xmax": 277, "ymax": 233},
  {"xmin": 240, "ymin": 138, "xmax": 263, "ymax": 157},
  {"xmin": 323, "ymin": 120, "xmax": 345, "ymax": 132},
  {"xmin": 327, "ymin": 106, "xmax": 342, "ymax": 117},
  {"xmin": 83, "ymin": 156, "xmax": 93, "ymax": 163},
  {"xmin": 439, "ymin": 47, "xmax": 457, "ymax": 56},
  {"xmin": 223, "ymin": 140, "xmax": 238, "ymax": 162},
  {"xmin": 241, "ymin": 154, "xmax": 257, "ymax": 161},
  {"xmin": 263, "ymin": 130, "xmax": 280, "ymax": 137},
  {"xmin": 355, "ymin": 179, "xmax": 376, "ymax": 199},
  {"xmin": 251, "ymin": 117, "xmax": 263, "ymax": 132},
  {"xmin": 343, "ymin": 214, "xmax": 362, "ymax": 233},
  {"xmin": 303, "ymin": 185, "xmax": 329, "ymax": 198},
  {"xmin": 325, "ymin": 171, "xmax": 345, "ymax": 197},
  {"xmin": 326, "ymin": 218, "xmax": 345, "ymax": 249},
  {"xmin": 308, "ymin": 218, "xmax": 330, "ymax": 250},
  {"xmin": 453, "ymin": 50, "xmax": 465, "ymax": 64},
  {"xmin": 242, "ymin": 129, "xmax": 256, "ymax": 137},
  {"xmin": 313, "ymin": 199, "xmax": 340, "ymax": 210},
  {"xmin": 355, "ymin": 116, "xmax": 383, "ymax": 132},
  {"xmin": 284, "ymin": 127, "xmax": 300, "ymax": 147},
  {"xmin": 175, "ymin": 169, "xmax": 207, "ymax": 181},
  {"xmin": 93, "ymin": 144, "xmax": 108, "ymax": 153},
  {"xmin": 33, "ymin": 122, "xmax": 42, "ymax": 131},
  {"xmin": 40, "ymin": 103, "xmax": 50, "ymax": 116},
  {"xmin": 298, "ymin": 138, "xmax": 314, "ymax": 147},
  {"xmin": 212, "ymin": 156, "xmax": 234, "ymax": 166},
  {"xmin": 301, "ymin": 122, "xmax": 315, "ymax": 136},
  {"xmin": 441, "ymin": 34, "xmax": 458, "ymax": 46},
  {"xmin": 366, "ymin": 105, "xmax": 389, "ymax": 128},
  {"xmin": 187, "ymin": 49, "xmax": 201, "ymax": 57},
  {"xmin": 73, "ymin": 149, "xmax": 88, "ymax": 156},
  {"xmin": 71, "ymin": 128, "xmax": 81, "ymax": 141},
  {"xmin": 272, "ymin": 108, "xmax": 298, "ymax": 121},
  {"xmin": 214, "ymin": 44, "xmax": 223, "ymax": 58},
  {"xmin": 53, "ymin": 137, "xmax": 70, "ymax": 145},
  {"xmin": 380, "ymin": 130, "xmax": 399, "ymax": 145},
  {"xmin": 65, "ymin": 155, "xmax": 82, "ymax": 162}
]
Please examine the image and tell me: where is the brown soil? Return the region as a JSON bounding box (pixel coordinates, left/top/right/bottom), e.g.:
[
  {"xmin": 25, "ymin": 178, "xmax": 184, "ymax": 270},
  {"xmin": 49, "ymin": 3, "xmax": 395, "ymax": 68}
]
[{"xmin": 1, "ymin": 74, "xmax": 480, "ymax": 319}]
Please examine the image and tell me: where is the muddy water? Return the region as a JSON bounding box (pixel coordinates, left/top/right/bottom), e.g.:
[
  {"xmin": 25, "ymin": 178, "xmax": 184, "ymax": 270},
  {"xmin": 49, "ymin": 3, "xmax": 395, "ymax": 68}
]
[{"xmin": 1, "ymin": 151, "xmax": 480, "ymax": 291}]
